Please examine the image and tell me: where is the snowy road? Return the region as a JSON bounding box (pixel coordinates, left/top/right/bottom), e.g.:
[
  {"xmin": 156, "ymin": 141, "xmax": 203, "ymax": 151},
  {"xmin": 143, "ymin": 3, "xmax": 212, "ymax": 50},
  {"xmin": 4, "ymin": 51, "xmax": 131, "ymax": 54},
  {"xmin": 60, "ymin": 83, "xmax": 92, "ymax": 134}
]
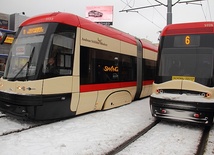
[
  {"xmin": 0, "ymin": 98, "xmax": 213, "ymax": 155},
  {"xmin": 118, "ymin": 121, "xmax": 203, "ymax": 155},
  {"xmin": 0, "ymin": 116, "xmax": 41, "ymax": 136},
  {"xmin": 205, "ymin": 125, "xmax": 214, "ymax": 155}
]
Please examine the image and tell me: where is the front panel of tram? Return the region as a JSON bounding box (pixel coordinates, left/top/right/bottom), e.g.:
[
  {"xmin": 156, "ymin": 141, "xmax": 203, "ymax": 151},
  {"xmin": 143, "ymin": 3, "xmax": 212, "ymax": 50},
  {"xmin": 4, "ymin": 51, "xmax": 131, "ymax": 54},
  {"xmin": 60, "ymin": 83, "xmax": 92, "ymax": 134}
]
[
  {"xmin": 150, "ymin": 34, "xmax": 214, "ymax": 125},
  {"xmin": 0, "ymin": 23, "xmax": 77, "ymax": 119}
]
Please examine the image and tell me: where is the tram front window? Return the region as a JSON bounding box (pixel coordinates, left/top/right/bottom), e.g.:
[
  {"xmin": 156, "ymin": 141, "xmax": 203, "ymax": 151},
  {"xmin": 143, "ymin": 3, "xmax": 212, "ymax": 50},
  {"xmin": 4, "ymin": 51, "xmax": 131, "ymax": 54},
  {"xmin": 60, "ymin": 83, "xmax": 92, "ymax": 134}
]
[
  {"xmin": 159, "ymin": 48, "xmax": 214, "ymax": 79},
  {"xmin": 4, "ymin": 35, "xmax": 44, "ymax": 80},
  {"xmin": 3, "ymin": 23, "xmax": 76, "ymax": 80},
  {"xmin": 3, "ymin": 24, "xmax": 49, "ymax": 81}
]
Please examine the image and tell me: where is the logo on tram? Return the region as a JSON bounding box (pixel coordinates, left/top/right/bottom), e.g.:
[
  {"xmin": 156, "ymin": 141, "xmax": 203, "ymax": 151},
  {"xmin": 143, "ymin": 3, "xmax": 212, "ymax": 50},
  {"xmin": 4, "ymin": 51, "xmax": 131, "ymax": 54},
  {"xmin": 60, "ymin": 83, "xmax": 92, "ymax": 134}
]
[{"xmin": 103, "ymin": 66, "xmax": 118, "ymax": 72}]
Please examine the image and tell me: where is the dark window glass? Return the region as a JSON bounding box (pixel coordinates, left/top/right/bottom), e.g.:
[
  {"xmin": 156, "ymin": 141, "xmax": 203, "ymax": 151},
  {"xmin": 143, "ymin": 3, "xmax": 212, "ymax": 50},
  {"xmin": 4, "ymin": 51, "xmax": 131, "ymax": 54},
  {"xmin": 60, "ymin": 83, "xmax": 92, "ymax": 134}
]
[
  {"xmin": 156, "ymin": 34, "xmax": 214, "ymax": 86},
  {"xmin": 159, "ymin": 48, "xmax": 214, "ymax": 78},
  {"xmin": 174, "ymin": 35, "xmax": 200, "ymax": 47},
  {"xmin": 43, "ymin": 24, "xmax": 76, "ymax": 78},
  {"xmin": 80, "ymin": 46, "xmax": 137, "ymax": 84},
  {"xmin": 143, "ymin": 59, "xmax": 156, "ymax": 80},
  {"xmin": 121, "ymin": 55, "xmax": 137, "ymax": 81}
]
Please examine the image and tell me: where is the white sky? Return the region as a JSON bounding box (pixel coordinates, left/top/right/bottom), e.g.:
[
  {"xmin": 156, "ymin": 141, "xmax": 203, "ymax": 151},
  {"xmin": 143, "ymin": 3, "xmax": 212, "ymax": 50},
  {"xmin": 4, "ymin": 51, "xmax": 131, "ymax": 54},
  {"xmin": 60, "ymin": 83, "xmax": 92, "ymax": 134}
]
[{"xmin": 0, "ymin": 0, "xmax": 213, "ymax": 43}]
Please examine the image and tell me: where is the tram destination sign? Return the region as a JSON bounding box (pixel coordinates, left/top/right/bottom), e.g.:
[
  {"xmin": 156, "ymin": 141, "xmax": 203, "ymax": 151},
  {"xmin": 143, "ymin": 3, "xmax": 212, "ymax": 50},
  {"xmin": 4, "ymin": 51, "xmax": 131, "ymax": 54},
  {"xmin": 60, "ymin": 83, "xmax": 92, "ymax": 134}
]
[
  {"xmin": 174, "ymin": 35, "xmax": 200, "ymax": 47},
  {"xmin": 20, "ymin": 24, "xmax": 48, "ymax": 36},
  {"xmin": 172, "ymin": 76, "xmax": 195, "ymax": 82}
]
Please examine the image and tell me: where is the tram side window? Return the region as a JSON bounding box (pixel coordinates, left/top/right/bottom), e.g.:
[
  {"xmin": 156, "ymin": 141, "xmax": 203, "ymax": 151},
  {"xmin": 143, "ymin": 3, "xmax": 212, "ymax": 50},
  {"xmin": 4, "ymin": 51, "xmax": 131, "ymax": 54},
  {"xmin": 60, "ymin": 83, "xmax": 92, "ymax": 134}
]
[
  {"xmin": 80, "ymin": 46, "xmax": 119, "ymax": 84},
  {"xmin": 143, "ymin": 59, "xmax": 156, "ymax": 80},
  {"xmin": 80, "ymin": 46, "xmax": 137, "ymax": 84},
  {"xmin": 44, "ymin": 32, "xmax": 74, "ymax": 77},
  {"xmin": 80, "ymin": 47, "xmax": 90, "ymax": 84},
  {"xmin": 95, "ymin": 50, "xmax": 119, "ymax": 83},
  {"xmin": 56, "ymin": 53, "xmax": 72, "ymax": 75},
  {"xmin": 121, "ymin": 55, "xmax": 137, "ymax": 81}
]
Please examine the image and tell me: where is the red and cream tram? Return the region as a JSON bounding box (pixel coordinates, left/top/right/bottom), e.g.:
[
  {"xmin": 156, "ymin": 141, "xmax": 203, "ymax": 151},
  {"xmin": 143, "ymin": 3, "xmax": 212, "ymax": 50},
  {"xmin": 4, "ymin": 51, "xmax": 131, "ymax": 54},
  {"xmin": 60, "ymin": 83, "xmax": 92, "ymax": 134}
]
[
  {"xmin": 150, "ymin": 22, "xmax": 214, "ymax": 125},
  {"xmin": 0, "ymin": 12, "xmax": 157, "ymax": 120}
]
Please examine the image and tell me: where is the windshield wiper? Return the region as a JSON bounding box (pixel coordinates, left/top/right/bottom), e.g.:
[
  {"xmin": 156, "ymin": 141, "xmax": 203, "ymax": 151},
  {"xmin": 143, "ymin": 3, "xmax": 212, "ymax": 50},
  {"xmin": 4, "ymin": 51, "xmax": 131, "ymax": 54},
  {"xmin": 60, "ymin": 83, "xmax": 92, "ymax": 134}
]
[
  {"xmin": 26, "ymin": 47, "xmax": 35, "ymax": 80},
  {"xmin": 12, "ymin": 47, "xmax": 35, "ymax": 81}
]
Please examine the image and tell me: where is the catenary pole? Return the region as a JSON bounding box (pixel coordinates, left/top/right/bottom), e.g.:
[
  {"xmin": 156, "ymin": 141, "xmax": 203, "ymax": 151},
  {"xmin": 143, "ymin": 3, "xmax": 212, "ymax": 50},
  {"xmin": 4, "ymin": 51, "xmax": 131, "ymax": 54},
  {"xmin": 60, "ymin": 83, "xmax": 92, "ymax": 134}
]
[{"xmin": 167, "ymin": 0, "xmax": 172, "ymax": 25}]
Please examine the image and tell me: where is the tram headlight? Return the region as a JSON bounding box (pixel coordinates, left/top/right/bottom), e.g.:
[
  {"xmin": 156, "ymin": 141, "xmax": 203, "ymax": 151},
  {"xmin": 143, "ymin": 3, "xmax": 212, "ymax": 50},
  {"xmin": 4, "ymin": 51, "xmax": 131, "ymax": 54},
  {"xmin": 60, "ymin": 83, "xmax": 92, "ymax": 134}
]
[
  {"xmin": 202, "ymin": 92, "xmax": 211, "ymax": 98},
  {"xmin": 156, "ymin": 89, "xmax": 163, "ymax": 94},
  {"xmin": 205, "ymin": 93, "xmax": 211, "ymax": 98},
  {"xmin": 17, "ymin": 86, "xmax": 25, "ymax": 91}
]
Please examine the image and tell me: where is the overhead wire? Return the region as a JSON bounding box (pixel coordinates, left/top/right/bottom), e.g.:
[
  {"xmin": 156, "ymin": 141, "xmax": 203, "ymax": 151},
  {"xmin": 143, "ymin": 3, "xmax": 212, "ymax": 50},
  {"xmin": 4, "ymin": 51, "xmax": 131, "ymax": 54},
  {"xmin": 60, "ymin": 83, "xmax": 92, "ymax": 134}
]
[
  {"xmin": 206, "ymin": 0, "xmax": 212, "ymax": 20},
  {"xmin": 192, "ymin": 0, "xmax": 213, "ymax": 21},
  {"xmin": 200, "ymin": 1, "xmax": 207, "ymax": 21},
  {"xmin": 147, "ymin": 0, "xmax": 166, "ymax": 21},
  {"xmin": 120, "ymin": 0, "xmax": 163, "ymax": 29},
  {"xmin": 136, "ymin": 13, "xmax": 162, "ymax": 29},
  {"xmin": 121, "ymin": 0, "xmax": 135, "ymax": 10}
]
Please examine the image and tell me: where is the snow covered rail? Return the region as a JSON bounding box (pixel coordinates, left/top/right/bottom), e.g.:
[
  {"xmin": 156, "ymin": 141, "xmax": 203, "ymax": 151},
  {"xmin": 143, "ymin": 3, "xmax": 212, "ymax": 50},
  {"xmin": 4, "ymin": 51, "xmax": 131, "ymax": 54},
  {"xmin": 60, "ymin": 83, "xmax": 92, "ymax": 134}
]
[
  {"xmin": 0, "ymin": 117, "xmax": 56, "ymax": 136},
  {"xmin": 0, "ymin": 115, "xmax": 6, "ymax": 118},
  {"xmin": 196, "ymin": 126, "xmax": 211, "ymax": 155},
  {"xmin": 0, "ymin": 112, "xmax": 5, "ymax": 117},
  {"xmin": 115, "ymin": 121, "xmax": 208, "ymax": 154},
  {"xmin": 106, "ymin": 119, "xmax": 160, "ymax": 155}
]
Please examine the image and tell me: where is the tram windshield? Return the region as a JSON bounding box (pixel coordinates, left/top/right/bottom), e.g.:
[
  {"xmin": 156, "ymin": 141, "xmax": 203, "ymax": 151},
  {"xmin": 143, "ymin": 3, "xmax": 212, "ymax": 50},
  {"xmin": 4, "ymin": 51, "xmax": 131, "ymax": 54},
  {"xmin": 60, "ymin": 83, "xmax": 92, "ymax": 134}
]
[
  {"xmin": 3, "ymin": 24, "xmax": 47, "ymax": 80},
  {"xmin": 3, "ymin": 23, "xmax": 76, "ymax": 81},
  {"xmin": 158, "ymin": 48, "xmax": 214, "ymax": 79}
]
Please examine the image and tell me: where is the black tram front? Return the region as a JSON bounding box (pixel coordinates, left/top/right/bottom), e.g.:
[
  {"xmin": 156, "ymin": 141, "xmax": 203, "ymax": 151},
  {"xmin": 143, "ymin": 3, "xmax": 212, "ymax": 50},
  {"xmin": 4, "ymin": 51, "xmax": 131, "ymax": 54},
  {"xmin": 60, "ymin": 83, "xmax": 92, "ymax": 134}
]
[
  {"xmin": 0, "ymin": 23, "xmax": 77, "ymax": 120},
  {"xmin": 150, "ymin": 34, "xmax": 214, "ymax": 125}
]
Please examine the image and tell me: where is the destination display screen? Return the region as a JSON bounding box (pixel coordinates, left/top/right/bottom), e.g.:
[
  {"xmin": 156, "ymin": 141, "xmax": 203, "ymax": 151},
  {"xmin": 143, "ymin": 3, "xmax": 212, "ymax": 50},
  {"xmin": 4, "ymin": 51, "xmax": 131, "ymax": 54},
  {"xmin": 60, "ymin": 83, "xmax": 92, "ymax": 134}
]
[
  {"xmin": 172, "ymin": 76, "xmax": 195, "ymax": 82},
  {"xmin": 174, "ymin": 35, "xmax": 200, "ymax": 47},
  {"xmin": 20, "ymin": 24, "xmax": 48, "ymax": 36}
]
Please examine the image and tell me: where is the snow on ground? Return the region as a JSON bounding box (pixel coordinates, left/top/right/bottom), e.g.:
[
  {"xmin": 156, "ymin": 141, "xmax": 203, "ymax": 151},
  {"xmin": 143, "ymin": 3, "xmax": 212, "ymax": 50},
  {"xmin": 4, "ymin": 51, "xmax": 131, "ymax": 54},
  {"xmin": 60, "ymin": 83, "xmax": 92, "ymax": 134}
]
[
  {"xmin": 151, "ymin": 93, "xmax": 214, "ymax": 103},
  {"xmin": 0, "ymin": 98, "xmax": 154, "ymax": 155},
  {"xmin": 0, "ymin": 117, "xmax": 36, "ymax": 134},
  {"xmin": 0, "ymin": 98, "xmax": 213, "ymax": 155},
  {"xmin": 205, "ymin": 125, "xmax": 214, "ymax": 155},
  {"xmin": 118, "ymin": 122, "xmax": 202, "ymax": 155}
]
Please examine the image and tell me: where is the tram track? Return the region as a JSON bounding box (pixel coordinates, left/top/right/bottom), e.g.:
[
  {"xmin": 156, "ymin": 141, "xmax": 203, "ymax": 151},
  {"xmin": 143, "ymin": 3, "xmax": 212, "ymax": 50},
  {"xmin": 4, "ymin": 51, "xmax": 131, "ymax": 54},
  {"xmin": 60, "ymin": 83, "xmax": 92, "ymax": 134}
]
[
  {"xmin": 0, "ymin": 99, "xmax": 212, "ymax": 154},
  {"xmin": 0, "ymin": 116, "xmax": 58, "ymax": 137},
  {"xmin": 0, "ymin": 115, "xmax": 6, "ymax": 118},
  {"xmin": 0, "ymin": 112, "xmax": 5, "ymax": 118},
  {"xmin": 106, "ymin": 119, "xmax": 160, "ymax": 155},
  {"xmin": 0, "ymin": 113, "xmax": 211, "ymax": 154},
  {"xmin": 107, "ymin": 120, "xmax": 212, "ymax": 155},
  {"xmin": 196, "ymin": 126, "xmax": 211, "ymax": 155}
]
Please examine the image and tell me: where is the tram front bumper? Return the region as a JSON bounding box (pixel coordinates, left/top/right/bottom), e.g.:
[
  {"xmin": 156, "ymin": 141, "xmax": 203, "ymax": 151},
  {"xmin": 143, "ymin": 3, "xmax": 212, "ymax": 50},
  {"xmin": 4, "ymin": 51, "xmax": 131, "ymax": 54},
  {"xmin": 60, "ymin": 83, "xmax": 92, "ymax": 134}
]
[
  {"xmin": 150, "ymin": 96, "xmax": 214, "ymax": 125},
  {"xmin": 0, "ymin": 91, "xmax": 74, "ymax": 120},
  {"xmin": 0, "ymin": 91, "xmax": 43, "ymax": 118}
]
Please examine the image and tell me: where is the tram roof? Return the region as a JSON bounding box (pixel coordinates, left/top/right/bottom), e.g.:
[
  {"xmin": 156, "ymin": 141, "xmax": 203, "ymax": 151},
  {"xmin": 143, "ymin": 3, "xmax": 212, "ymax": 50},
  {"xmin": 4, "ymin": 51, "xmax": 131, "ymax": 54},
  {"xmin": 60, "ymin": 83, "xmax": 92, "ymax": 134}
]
[
  {"xmin": 161, "ymin": 21, "xmax": 214, "ymax": 36},
  {"xmin": 21, "ymin": 12, "xmax": 157, "ymax": 52}
]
